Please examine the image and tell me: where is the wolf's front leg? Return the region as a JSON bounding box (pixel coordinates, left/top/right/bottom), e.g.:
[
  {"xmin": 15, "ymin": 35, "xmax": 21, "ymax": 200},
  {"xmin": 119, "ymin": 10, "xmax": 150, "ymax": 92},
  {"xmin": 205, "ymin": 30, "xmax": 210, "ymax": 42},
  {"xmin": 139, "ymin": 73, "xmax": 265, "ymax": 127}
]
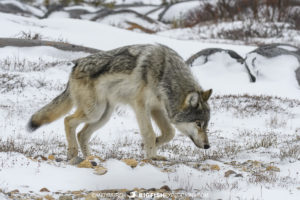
[
  {"xmin": 151, "ymin": 108, "xmax": 175, "ymax": 147},
  {"xmin": 134, "ymin": 100, "xmax": 167, "ymax": 161}
]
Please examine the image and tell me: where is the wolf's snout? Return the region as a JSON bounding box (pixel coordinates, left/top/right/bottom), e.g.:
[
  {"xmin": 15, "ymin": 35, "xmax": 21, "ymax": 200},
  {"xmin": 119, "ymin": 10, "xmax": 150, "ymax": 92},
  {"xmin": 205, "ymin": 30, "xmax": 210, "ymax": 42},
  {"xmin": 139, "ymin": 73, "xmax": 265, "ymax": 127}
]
[{"xmin": 204, "ymin": 144, "xmax": 210, "ymax": 149}]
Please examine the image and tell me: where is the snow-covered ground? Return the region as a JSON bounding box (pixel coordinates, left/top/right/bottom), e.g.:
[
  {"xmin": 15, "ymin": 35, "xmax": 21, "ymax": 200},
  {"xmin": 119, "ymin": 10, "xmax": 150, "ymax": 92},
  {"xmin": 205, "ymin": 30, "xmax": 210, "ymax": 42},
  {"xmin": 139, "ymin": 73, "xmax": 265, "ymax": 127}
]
[{"xmin": 0, "ymin": 7, "xmax": 300, "ymax": 200}]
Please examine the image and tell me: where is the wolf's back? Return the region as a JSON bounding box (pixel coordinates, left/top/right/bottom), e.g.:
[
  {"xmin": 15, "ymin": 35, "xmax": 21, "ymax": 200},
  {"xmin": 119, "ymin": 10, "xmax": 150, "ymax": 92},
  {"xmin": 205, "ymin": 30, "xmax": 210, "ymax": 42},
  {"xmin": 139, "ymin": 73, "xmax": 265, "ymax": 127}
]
[{"xmin": 27, "ymin": 84, "xmax": 73, "ymax": 132}]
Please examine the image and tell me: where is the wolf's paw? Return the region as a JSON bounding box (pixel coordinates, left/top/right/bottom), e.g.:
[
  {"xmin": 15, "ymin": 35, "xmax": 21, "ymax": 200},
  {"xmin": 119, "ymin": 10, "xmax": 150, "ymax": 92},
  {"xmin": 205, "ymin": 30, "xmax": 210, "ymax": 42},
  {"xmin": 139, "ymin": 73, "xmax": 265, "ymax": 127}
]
[
  {"xmin": 68, "ymin": 156, "xmax": 84, "ymax": 165},
  {"xmin": 151, "ymin": 155, "xmax": 167, "ymax": 161}
]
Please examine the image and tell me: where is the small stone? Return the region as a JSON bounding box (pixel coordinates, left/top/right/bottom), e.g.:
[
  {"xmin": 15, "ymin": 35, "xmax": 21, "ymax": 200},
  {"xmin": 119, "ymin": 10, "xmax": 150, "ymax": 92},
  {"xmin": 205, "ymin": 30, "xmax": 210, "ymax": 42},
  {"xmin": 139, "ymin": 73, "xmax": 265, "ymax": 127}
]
[
  {"xmin": 40, "ymin": 187, "xmax": 50, "ymax": 192},
  {"xmin": 94, "ymin": 166, "xmax": 108, "ymax": 175},
  {"xmin": 266, "ymin": 166, "xmax": 280, "ymax": 172},
  {"xmin": 224, "ymin": 170, "xmax": 236, "ymax": 177},
  {"xmin": 160, "ymin": 185, "xmax": 171, "ymax": 191},
  {"xmin": 122, "ymin": 159, "xmax": 138, "ymax": 168},
  {"xmin": 141, "ymin": 159, "xmax": 152, "ymax": 164},
  {"xmin": 210, "ymin": 164, "xmax": 220, "ymax": 171},
  {"xmin": 193, "ymin": 163, "xmax": 201, "ymax": 168},
  {"xmin": 161, "ymin": 168, "xmax": 173, "ymax": 173},
  {"xmin": 297, "ymin": 187, "xmax": 300, "ymax": 190},
  {"xmin": 235, "ymin": 174, "xmax": 243, "ymax": 177},
  {"xmin": 55, "ymin": 158, "xmax": 63, "ymax": 162},
  {"xmin": 48, "ymin": 155, "xmax": 55, "ymax": 161},
  {"xmin": 147, "ymin": 188, "xmax": 156, "ymax": 192},
  {"xmin": 253, "ymin": 160, "xmax": 261, "ymax": 167},
  {"xmin": 59, "ymin": 195, "xmax": 72, "ymax": 200},
  {"xmin": 242, "ymin": 167, "xmax": 248, "ymax": 172},
  {"xmin": 91, "ymin": 161, "xmax": 97, "ymax": 167},
  {"xmin": 77, "ymin": 160, "xmax": 93, "ymax": 168},
  {"xmin": 44, "ymin": 195, "xmax": 55, "ymax": 200}
]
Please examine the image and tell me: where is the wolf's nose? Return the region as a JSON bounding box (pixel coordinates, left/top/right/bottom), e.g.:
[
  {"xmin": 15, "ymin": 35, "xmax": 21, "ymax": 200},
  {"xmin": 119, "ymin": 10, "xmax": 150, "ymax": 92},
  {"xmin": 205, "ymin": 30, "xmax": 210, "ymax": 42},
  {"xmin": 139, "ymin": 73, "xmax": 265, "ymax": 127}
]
[{"xmin": 204, "ymin": 144, "xmax": 210, "ymax": 149}]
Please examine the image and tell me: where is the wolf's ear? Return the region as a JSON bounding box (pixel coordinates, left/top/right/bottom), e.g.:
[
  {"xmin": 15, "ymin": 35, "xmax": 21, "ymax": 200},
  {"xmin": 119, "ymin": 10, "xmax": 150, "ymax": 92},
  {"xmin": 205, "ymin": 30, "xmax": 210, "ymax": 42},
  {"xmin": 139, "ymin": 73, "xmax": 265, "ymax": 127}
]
[
  {"xmin": 201, "ymin": 89, "xmax": 213, "ymax": 101},
  {"xmin": 184, "ymin": 92, "xmax": 199, "ymax": 108}
]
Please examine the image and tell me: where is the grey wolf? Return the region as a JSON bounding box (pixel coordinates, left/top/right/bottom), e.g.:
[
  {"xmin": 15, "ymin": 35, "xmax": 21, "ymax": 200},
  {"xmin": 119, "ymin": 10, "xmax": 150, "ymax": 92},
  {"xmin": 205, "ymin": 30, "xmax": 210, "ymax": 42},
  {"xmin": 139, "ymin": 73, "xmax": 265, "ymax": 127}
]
[{"xmin": 28, "ymin": 44, "xmax": 213, "ymax": 163}]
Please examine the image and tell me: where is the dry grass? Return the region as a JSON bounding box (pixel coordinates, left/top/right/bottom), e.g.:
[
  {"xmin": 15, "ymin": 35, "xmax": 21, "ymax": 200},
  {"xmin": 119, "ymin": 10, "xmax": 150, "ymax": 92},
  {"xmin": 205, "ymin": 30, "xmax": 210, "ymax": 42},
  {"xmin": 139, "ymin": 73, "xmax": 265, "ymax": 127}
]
[{"xmin": 0, "ymin": 56, "xmax": 64, "ymax": 72}]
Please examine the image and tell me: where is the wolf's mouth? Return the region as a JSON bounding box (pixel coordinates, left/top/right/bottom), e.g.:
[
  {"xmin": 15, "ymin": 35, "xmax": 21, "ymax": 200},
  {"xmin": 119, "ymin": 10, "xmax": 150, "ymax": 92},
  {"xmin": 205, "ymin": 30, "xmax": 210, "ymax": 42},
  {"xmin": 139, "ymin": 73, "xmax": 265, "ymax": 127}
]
[{"xmin": 189, "ymin": 136, "xmax": 201, "ymax": 148}]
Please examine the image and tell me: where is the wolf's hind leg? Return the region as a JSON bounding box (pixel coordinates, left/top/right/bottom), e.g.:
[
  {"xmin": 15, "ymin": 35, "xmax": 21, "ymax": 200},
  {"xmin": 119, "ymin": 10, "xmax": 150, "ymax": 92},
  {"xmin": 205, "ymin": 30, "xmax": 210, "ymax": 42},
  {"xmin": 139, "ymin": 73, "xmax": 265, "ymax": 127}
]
[
  {"xmin": 77, "ymin": 104, "xmax": 114, "ymax": 158},
  {"xmin": 151, "ymin": 108, "xmax": 175, "ymax": 147},
  {"xmin": 64, "ymin": 109, "xmax": 86, "ymax": 161}
]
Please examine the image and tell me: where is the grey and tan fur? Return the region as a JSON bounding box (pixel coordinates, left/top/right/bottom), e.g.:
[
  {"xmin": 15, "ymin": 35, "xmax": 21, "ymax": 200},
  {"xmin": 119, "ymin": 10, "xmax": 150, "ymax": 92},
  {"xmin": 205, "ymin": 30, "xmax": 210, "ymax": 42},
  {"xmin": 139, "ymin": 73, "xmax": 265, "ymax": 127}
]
[{"xmin": 28, "ymin": 44, "xmax": 213, "ymax": 163}]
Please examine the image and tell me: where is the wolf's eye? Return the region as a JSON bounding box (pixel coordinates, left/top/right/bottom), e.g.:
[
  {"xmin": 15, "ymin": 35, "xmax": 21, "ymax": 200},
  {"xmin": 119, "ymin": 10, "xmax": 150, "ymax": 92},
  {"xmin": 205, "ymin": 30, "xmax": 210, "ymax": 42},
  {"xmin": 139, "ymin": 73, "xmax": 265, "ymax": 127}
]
[{"xmin": 196, "ymin": 121, "xmax": 205, "ymax": 129}]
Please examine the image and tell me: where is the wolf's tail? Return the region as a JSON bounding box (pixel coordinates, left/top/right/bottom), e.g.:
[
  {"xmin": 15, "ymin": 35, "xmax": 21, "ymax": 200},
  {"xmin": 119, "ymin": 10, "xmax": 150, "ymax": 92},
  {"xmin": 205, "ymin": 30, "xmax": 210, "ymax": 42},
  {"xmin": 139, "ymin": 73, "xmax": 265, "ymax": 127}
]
[{"xmin": 27, "ymin": 84, "xmax": 73, "ymax": 132}]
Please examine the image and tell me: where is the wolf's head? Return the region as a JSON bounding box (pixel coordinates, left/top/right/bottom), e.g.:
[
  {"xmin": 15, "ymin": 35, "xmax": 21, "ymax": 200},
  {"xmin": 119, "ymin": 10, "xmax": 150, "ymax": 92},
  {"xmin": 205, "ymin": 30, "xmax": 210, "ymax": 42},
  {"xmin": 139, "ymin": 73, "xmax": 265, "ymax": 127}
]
[{"xmin": 173, "ymin": 89, "xmax": 212, "ymax": 149}]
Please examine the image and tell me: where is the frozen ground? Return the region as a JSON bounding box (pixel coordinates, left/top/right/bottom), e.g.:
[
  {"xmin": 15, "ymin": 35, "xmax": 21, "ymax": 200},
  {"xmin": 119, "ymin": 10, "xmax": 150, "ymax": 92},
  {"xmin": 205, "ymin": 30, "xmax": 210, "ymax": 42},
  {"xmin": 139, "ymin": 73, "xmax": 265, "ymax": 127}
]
[{"xmin": 0, "ymin": 10, "xmax": 300, "ymax": 200}]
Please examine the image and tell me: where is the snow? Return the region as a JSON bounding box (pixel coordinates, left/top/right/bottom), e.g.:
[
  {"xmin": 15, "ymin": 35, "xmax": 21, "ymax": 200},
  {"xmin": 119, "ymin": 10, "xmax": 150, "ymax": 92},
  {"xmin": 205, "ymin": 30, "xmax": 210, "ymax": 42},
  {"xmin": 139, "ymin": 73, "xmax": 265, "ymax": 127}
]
[
  {"xmin": 0, "ymin": 46, "xmax": 89, "ymax": 62},
  {"xmin": 48, "ymin": 11, "xmax": 70, "ymax": 19},
  {"xmin": 0, "ymin": 153, "xmax": 166, "ymax": 192},
  {"xmin": 105, "ymin": 0, "xmax": 162, "ymax": 5},
  {"xmin": 278, "ymin": 45, "xmax": 299, "ymax": 52},
  {"xmin": 161, "ymin": 1, "xmax": 200, "ymax": 22},
  {"xmin": 0, "ymin": 0, "xmax": 44, "ymax": 17},
  {"xmin": 0, "ymin": 7, "xmax": 300, "ymax": 200}
]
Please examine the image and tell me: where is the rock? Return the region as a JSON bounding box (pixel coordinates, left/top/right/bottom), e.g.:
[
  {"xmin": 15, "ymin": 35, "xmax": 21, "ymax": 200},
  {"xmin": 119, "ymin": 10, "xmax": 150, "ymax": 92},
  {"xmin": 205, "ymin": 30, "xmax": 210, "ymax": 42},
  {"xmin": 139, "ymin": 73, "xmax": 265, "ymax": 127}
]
[
  {"xmin": 235, "ymin": 174, "xmax": 243, "ymax": 177},
  {"xmin": 94, "ymin": 166, "xmax": 108, "ymax": 175},
  {"xmin": 297, "ymin": 187, "xmax": 300, "ymax": 190},
  {"xmin": 34, "ymin": 155, "xmax": 47, "ymax": 161},
  {"xmin": 122, "ymin": 158, "xmax": 138, "ymax": 168},
  {"xmin": 147, "ymin": 188, "xmax": 156, "ymax": 192},
  {"xmin": 48, "ymin": 155, "xmax": 55, "ymax": 161},
  {"xmin": 160, "ymin": 185, "xmax": 171, "ymax": 191},
  {"xmin": 266, "ymin": 166, "xmax": 280, "ymax": 172},
  {"xmin": 161, "ymin": 168, "xmax": 173, "ymax": 173},
  {"xmin": 71, "ymin": 191, "xmax": 82, "ymax": 195},
  {"xmin": 85, "ymin": 192, "xmax": 98, "ymax": 200},
  {"xmin": 87, "ymin": 155, "xmax": 105, "ymax": 162},
  {"xmin": 77, "ymin": 160, "xmax": 93, "ymax": 168},
  {"xmin": 224, "ymin": 170, "xmax": 236, "ymax": 177},
  {"xmin": 10, "ymin": 189, "xmax": 19, "ymax": 193},
  {"xmin": 44, "ymin": 195, "xmax": 55, "ymax": 200},
  {"xmin": 55, "ymin": 158, "xmax": 63, "ymax": 162},
  {"xmin": 40, "ymin": 188, "xmax": 50, "ymax": 192},
  {"xmin": 91, "ymin": 161, "xmax": 97, "ymax": 167},
  {"xmin": 59, "ymin": 196, "xmax": 72, "ymax": 200},
  {"xmin": 210, "ymin": 164, "xmax": 220, "ymax": 171},
  {"xmin": 119, "ymin": 189, "xmax": 128, "ymax": 193}
]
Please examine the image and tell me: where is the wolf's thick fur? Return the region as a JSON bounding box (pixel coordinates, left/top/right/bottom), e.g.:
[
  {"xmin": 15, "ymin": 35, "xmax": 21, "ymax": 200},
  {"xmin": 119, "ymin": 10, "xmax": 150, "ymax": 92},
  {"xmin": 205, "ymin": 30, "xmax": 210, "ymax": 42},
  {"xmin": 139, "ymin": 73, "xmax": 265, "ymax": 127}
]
[{"xmin": 28, "ymin": 44, "xmax": 212, "ymax": 162}]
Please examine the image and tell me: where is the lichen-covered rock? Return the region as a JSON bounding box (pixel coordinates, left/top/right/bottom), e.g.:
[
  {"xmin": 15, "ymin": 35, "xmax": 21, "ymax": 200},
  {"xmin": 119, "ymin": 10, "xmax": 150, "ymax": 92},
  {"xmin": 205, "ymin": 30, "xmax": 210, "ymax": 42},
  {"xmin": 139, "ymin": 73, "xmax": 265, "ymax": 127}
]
[
  {"xmin": 94, "ymin": 166, "xmax": 108, "ymax": 175},
  {"xmin": 85, "ymin": 192, "xmax": 98, "ymax": 200},
  {"xmin": 224, "ymin": 170, "xmax": 237, "ymax": 177},
  {"xmin": 59, "ymin": 195, "xmax": 73, "ymax": 200},
  {"xmin": 122, "ymin": 158, "xmax": 138, "ymax": 168},
  {"xmin": 210, "ymin": 164, "xmax": 220, "ymax": 171},
  {"xmin": 266, "ymin": 166, "xmax": 280, "ymax": 172},
  {"xmin": 40, "ymin": 188, "xmax": 50, "ymax": 192},
  {"xmin": 160, "ymin": 185, "xmax": 171, "ymax": 191},
  {"xmin": 44, "ymin": 195, "xmax": 55, "ymax": 200},
  {"xmin": 77, "ymin": 160, "xmax": 93, "ymax": 168},
  {"xmin": 48, "ymin": 155, "xmax": 55, "ymax": 161}
]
